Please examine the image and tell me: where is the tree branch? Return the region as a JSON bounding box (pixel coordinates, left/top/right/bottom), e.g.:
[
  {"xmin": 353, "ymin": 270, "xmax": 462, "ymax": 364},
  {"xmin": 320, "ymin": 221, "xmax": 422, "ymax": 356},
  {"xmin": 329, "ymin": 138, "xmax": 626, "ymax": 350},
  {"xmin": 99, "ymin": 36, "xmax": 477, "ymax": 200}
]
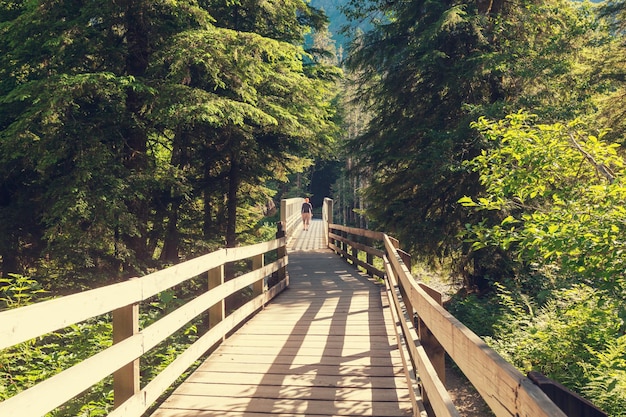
[{"xmin": 569, "ymin": 133, "xmax": 616, "ymax": 183}]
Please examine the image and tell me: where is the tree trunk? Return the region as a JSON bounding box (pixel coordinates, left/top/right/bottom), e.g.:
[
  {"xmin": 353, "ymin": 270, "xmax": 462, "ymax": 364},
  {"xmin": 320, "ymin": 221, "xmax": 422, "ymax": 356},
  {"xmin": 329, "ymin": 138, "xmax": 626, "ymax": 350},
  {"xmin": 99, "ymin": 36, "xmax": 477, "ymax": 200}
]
[
  {"xmin": 226, "ymin": 154, "xmax": 240, "ymax": 248},
  {"xmin": 121, "ymin": 0, "xmax": 151, "ymax": 275},
  {"xmin": 160, "ymin": 200, "xmax": 180, "ymax": 263},
  {"xmin": 202, "ymin": 170, "xmax": 219, "ymax": 240}
]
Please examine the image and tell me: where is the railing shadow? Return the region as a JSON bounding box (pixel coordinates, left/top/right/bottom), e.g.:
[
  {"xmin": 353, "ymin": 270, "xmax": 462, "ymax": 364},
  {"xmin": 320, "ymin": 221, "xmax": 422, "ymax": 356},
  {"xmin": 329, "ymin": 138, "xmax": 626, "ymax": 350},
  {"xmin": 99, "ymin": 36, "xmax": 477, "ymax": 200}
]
[{"xmin": 326, "ymin": 216, "xmax": 599, "ymax": 417}]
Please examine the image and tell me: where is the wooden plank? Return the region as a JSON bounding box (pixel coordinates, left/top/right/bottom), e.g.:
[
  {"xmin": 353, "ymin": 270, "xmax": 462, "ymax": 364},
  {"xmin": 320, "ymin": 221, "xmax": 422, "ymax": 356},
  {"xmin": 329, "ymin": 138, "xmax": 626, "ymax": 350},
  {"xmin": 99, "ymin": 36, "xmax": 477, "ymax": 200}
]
[
  {"xmin": 384, "ymin": 255, "xmax": 460, "ymax": 417},
  {"xmin": 0, "ymin": 278, "xmax": 142, "ymax": 349},
  {"xmin": 172, "ymin": 382, "xmax": 410, "ymax": 402},
  {"xmin": 328, "ymin": 233, "xmax": 386, "ymax": 259},
  {"xmin": 149, "ymin": 250, "xmax": 414, "ymax": 417},
  {"xmin": 194, "ymin": 362, "xmax": 404, "ymax": 378},
  {"xmin": 159, "ymin": 395, "xmax": 411, "ymax": 417},
  {"xmin": 186, "ymin": 371, "xmax": 408, "ymax": 389},
  {"xmin": 205, "ymin": 345, "xmax": 400, "ymax": 358},
  {"xmin": 229, "ymin": 326, "xmax": 391, "ymax": 337},
  {"xmin": 382, "ymin": 266, "xmax": 425, "ymax": 417},
  {"xmin": 208, "ymin": 263, "xmax": 225, "ymax": 330},
  {"xmin": 205, "ymin": 353, "xmax": 403, "ymax": 368},
  {"xmin": 329, "ymin": 224, "xmax": 386, "ymax": 241},
  {"xmin": 113, "ymin": 302, "xmax": 140, "ymax": 408},
  {"xmin": 215, "ymin": 334, "xmax": 398, "ymax": 350},
  {"xmin": 152, "ymin": 412, "xmax": 338, "ymax": 417}
]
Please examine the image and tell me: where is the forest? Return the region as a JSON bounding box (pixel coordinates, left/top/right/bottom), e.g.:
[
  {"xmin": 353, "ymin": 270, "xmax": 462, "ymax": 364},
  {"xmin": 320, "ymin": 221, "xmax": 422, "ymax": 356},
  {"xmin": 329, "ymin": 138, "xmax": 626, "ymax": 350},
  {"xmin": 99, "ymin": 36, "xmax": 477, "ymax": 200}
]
[{"xmin": 1, "ymin": 0, "xmax": 625, "ymax": 415}]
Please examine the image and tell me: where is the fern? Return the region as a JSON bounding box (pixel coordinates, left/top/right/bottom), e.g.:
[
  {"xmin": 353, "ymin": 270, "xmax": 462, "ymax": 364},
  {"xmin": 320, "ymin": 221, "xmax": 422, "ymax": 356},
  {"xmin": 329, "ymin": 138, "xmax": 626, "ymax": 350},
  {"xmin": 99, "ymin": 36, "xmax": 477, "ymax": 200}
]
[{"xmin": 582, "ymin": 335, "xmax": 626, "ymax": 416}]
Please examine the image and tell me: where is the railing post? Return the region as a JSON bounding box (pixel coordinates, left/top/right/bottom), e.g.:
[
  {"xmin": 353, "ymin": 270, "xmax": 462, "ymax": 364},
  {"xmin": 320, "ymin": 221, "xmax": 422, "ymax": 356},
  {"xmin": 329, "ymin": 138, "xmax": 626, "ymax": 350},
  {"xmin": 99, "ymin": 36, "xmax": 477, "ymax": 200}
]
[
  {"xmin": 323, "ymin": 198, "xmax": 333, "ymax": 247},
  {"xmin": 208, "ymin": 264, "xmax": 225, "ymax": 333},
  {"xmin": 112, "ymin": 291, "xmax": 140, "ymax": 409},
  {"xmin": 351, "ymin": 240, "xmax": 359, "ymax": 267},
  {"xmin": 366, "ymin": 237, "xmax": 374, "ymax": 277},
  {"xmin": 397, "ymin": 248, "xmax": 415, "ymax": 330},
  {"xmin": 252, "ymin": 253, "xmax": 265, "ymax": 298},
  {"xmin": 276, "ymin": 221, "xmax": 287, "ymax": 284},
  {"xmin": 280, "ymin": 199, "xmax": 287, "ymax": 237},
  {"xmin": 418, "ymin": 282, "xmax": 446, "ymax": 386}
]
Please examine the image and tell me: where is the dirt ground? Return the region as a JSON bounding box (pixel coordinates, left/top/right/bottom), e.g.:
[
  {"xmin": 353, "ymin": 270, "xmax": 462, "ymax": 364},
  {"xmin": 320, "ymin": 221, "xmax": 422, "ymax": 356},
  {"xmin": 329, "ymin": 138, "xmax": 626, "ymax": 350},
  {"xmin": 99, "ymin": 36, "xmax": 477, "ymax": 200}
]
[
  {"xmin": 444, "ymin": 360, "xmax": 493, "ymax": 416},
  {"xmin": 417, "ymin": 272, "xmax": 493, "ymax": 416}
]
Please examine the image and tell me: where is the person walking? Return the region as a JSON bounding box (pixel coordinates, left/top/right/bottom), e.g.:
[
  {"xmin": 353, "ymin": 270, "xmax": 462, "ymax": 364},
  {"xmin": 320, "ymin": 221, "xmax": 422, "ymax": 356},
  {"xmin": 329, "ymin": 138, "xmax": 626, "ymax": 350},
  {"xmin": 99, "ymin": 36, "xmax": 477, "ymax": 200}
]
[{"xmin": 301, "ymin": 197, "xmax": 313, "ymax": 231}]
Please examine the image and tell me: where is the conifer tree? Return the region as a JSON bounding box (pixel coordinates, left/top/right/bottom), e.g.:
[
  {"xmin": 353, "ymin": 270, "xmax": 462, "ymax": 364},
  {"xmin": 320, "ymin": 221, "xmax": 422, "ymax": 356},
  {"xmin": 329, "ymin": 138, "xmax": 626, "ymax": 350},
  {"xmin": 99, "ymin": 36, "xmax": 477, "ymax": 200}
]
[
  {"xmin": 0, "ymin": 0, "xmax": 339, "ymax": 285},
  {"xmin": 344, "ymin": 0, "xmax": 604, "ymax": 284}
]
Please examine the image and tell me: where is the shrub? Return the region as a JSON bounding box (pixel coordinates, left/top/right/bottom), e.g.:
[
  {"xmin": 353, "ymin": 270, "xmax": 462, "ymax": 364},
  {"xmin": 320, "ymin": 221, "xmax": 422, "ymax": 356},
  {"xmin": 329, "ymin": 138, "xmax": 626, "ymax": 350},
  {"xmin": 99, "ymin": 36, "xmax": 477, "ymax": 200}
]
[{"xmin": 485, "ymin": 285, "xmax": 625, "ymax": 416}]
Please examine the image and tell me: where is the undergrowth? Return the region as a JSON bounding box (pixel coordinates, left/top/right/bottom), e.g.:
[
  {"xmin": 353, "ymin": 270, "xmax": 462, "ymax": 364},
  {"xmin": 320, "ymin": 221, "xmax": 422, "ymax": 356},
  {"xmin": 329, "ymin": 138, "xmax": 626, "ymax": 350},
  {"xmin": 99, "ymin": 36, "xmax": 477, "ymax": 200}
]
[{"xmin": 449, "ymin": 283, "xmax": 626, "ymax": 416}]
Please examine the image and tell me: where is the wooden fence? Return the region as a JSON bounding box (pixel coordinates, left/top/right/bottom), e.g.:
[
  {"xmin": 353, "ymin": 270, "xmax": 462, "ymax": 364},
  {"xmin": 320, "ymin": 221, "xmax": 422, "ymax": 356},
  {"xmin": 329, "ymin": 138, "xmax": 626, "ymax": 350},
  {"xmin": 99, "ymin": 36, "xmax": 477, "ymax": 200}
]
[
  {"xmin": 280, "ymin": 196, "xmax": 304, "ymax": 241},
  {"xmin": 326, "ymin": 216, "xmax": 568, "ymax": 417},
  {"xmin": 0, "ymin": 232, "xmax": 288, "ymax": 417}
]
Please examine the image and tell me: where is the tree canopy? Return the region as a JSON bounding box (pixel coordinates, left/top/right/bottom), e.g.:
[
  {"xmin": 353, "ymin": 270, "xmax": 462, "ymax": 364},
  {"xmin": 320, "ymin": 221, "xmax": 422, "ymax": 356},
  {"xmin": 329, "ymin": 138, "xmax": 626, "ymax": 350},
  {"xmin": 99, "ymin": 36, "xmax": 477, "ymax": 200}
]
[
  {"xmin": 342, "ymin": 0, "xmax": 609, "ymax": 285},
  {"xmin": 0, "ymin": 0, "xmax": 340, "ymax": 287},
  {"xmin": 339, "ymin": 2, "xmax": 626, "ymax": 413}
]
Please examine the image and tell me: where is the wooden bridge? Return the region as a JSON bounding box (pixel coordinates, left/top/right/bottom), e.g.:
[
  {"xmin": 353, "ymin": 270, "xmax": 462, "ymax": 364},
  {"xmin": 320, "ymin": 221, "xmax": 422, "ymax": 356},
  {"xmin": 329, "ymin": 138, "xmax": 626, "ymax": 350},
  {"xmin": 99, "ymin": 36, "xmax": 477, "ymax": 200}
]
[{"xmin": 0, "ymin": 198, "xmax": 578, "ymax": 417}]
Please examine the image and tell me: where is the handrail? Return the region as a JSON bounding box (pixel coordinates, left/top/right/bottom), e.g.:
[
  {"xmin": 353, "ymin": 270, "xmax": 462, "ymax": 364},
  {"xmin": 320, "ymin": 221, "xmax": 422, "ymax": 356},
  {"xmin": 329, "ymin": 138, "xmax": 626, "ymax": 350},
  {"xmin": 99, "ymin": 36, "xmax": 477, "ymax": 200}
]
[
  {"xmin": 0, "ymin": 232, "xmax": 288, "ymax": 417},
  {"xmin": 327, "ymin": 221, "xmax": 568, "ymax": 417}
]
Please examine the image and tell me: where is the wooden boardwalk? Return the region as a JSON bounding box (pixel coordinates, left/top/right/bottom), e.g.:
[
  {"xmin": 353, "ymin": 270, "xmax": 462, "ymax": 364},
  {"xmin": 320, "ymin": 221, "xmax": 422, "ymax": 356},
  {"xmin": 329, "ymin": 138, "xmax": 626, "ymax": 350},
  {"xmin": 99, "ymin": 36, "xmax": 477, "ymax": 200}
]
[
  {"xmin": 287, "ymin": 218, "xmax": 328, "ymax": 251},
  {"xmin": 150, "ymin": 219, "xmax": 412, "ymax": 417}
]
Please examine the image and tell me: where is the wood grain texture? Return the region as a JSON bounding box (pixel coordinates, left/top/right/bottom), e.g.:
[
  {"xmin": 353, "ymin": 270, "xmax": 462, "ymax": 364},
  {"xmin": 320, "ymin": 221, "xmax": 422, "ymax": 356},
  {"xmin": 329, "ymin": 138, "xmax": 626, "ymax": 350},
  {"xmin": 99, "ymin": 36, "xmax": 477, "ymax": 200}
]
[{"xmin": 150, "ymin": 248, "xmax": 413, "ymax": 417}]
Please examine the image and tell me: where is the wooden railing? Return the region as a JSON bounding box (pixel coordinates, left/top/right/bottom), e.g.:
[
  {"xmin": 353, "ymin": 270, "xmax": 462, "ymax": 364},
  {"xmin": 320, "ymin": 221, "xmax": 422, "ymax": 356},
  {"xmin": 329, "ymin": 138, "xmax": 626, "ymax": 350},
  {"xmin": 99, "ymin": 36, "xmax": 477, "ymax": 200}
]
[
  {"xmin": 1, "ymin": 195, "xmax": 592, "ymax": 417},
  {"xmin": 326, "ymin": 218, "xmax": 568, "ymax": 417},
  {"xmin": 280, "ymin": 197, "xmax": 304, "ymax": 241},
  {"xmin": 0, "ymin": 231, "xmax": 288, "ymax": 417}
]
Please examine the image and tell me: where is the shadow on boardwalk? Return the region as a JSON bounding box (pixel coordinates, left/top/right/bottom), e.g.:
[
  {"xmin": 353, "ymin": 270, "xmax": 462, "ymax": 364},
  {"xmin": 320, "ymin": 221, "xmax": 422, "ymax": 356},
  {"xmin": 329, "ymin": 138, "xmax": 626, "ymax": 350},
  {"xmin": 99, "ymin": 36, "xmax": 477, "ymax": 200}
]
[{"xmin": 150, "ymin": 236, "xmax": 412, "ymax": 416}]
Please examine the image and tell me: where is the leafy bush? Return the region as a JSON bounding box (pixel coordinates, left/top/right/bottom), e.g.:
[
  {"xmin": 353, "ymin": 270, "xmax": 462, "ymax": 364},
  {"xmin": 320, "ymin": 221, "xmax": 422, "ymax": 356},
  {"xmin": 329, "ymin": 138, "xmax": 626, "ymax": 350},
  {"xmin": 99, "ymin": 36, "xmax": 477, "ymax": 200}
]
[
  {"xmin": 461, "ymin": 113, "xmax": 626, "ymax": 300},
  {"xmin": 0, "ymin": 274, "xmax": 47, "ymax": 310},
  {"xmin": 446, "ymin": 291, "xmax": 502, "ymax": 337},
  {"xmin": 458, "ymin": 113, "xmax": 626, "ymax": 415},
  {"xmin": 0, "ymin": 276, "xmax": 204, "ymax": 416},
  {"xmin": 484, "ymin": 285, "xmax": 625, "ymax": 415}
]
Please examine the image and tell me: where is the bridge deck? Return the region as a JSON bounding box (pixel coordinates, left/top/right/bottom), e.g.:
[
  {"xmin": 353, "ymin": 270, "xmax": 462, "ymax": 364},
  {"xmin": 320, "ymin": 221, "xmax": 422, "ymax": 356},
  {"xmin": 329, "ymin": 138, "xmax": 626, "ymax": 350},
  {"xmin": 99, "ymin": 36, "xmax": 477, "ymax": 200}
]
[{"xmin": 150, "ymin": 220, "xmax": 412, "ymax": 417}]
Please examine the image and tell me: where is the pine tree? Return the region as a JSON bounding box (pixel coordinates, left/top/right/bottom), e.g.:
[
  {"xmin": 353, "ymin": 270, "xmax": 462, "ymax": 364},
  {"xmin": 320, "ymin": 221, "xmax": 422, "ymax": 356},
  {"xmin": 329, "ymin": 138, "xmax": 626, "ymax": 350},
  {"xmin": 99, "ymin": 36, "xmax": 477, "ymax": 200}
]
[
  {"xmin": 344, "ymin": 0, "xmax": 604, "ymax": 284},
  {"xmin": 0, "ymin": 0, "xmax": 340, "ymax": 286}
]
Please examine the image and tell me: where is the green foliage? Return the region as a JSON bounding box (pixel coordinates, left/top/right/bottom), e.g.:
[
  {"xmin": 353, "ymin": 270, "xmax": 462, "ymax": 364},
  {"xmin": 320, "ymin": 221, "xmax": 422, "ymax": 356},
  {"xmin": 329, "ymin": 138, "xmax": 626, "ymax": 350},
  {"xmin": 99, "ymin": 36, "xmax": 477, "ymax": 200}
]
[
  {"xmin": 596, "ymin": 0, "xmax": 626, "ymax": 143},
  {"xmin": 462, "ymin": 112, "xmax": 626, "ymax": 299},
  {"xmin": 483, "ymin": 285, "xmax": 625, "ymax": 416},
  {"xmin": 0, "ymin": 0, "xmax": 341, "ymax": 285},
  {"xmin": 343, "ymin": 0, "xmax": 603, "ymax": 273},
  {"xmin": 458, "ymin": 112, "xmax": 626, "ymax": 414},
  {"xmin": 582, "ymin": 335, "xmax": 626, "ymax": 416},
  {"xmin": 0, "ymin": 274, "xmax": 47, "ymax": 310},
  {"xmin": 445, "ymin": 291, "xmax": 502, "ymax": 337}
]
